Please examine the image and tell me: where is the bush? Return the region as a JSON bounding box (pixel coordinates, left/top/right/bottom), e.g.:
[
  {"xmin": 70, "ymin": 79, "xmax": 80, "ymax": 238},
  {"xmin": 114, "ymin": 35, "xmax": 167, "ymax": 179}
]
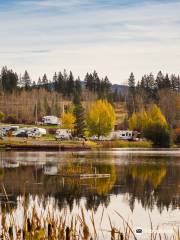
[
  {"xmin": 4, "ymin": 114, "xmax": 18, "ymax": 124},
  {"xmin": 0, "ymin": 112, "xmax": 5, "ymax": 122},
  {"xmin": 144, "ymin": 122, "xmax": 171, "ymax": 148},
  {"xmin": 174, "ymin": 128, "xmax": 180, "ymax": 144}
]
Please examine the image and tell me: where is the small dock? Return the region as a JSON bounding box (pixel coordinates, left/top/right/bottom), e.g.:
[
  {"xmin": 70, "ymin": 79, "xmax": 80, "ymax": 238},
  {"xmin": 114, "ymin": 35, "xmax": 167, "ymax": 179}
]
[{"xmin": 59, "ymin": 174, "xmax": 110, "ymax": 179}]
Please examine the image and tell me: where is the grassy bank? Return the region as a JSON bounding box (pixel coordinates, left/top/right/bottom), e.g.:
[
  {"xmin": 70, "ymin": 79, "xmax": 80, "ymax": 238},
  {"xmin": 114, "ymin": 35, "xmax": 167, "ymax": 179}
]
[
  {"xmin": 99, "ymin": 140, "xmax": 152, "ymax": 148},
  {"xmin": 0, "ymin": 137, "xmax": 153, "ymax": 150},
  {"xmin": 0, "ymin": 137, "xmax": 97, "ymax": 151},
  {"xmin": 0, "ymin": 136, "xmax": 152, "ymax": 150}
]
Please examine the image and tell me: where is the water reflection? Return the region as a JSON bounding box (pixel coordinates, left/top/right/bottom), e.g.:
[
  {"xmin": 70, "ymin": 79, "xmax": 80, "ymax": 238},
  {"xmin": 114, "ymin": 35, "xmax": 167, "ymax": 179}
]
[{"xmin": 0, "ymin": 150, "xmax": 179, "ymax": 221}]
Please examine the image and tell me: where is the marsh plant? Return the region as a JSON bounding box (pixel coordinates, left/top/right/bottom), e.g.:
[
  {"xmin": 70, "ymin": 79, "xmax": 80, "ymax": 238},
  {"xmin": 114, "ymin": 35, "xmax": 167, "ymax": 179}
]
[{"xmin": 0, "ymin": 195, "xmax": 179, "ymax": 240}]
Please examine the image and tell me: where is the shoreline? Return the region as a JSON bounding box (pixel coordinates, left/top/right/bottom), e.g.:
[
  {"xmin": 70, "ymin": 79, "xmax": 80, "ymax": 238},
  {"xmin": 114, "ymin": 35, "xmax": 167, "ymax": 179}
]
[{"xmin": 0, "ymin": 137, "xmax": 178, "ymax": 151}]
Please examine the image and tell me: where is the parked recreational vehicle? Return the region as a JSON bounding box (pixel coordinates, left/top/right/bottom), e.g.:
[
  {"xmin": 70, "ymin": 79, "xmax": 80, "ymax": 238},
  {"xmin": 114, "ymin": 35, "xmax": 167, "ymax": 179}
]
[
  {"xmin": 42, "ymin": 116, "xmax": 60, "ymax": 125},
  {"xmin": 110, "ymin": 130, "xmax": 133, "ymax": 140},
  {"xmin": 55, "ymin": 129, "xmax": 72, "ymax": 140}
]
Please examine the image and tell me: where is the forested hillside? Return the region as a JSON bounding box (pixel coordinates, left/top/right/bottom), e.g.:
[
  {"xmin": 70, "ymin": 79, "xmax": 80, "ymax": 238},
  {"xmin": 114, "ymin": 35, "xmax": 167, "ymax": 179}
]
[{"xmin": 0, "ymin": 66, "xmax": 179, "ymax": 128}]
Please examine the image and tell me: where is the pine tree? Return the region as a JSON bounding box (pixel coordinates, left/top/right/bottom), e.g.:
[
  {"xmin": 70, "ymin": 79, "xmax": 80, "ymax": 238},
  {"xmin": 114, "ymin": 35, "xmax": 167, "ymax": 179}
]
[
  {"xmin": 74, "ymin": 77, "xmax": 82, "ymax": 96},
  {"xmin": 1, "ymin": 66, "xmax": 18, "ymax": 92},
  {"xmin": 37, "ymin": 77, "xmax": 42, "ymax": 85},
  {"xmin": 128, "ymin": 72, "xmax": 135, "ymax": 93},
  {"xmin": 42, "ymin": 74, "xmax": 48, "ymax": 84},
  {"xmin": 67, "ymin": 71, "xmax": 74, "ymax": 96},
  {"xmin": 155, "ymin": 71, "xmax": 164, "ymax": 89},
  {"xmin": 53, "ymin": 72, "xmax": 58, "ymax": 82},
  {"xmin": 22, "ymin": 70, "xmax": 31, "ymax": 89},
  {"xmin": 56, "ymin": 72, "xmax": 64, "ymax": 93},
  {"xmin": 127, "ymin": 72, "xmax": 136, "ymax": 115}
]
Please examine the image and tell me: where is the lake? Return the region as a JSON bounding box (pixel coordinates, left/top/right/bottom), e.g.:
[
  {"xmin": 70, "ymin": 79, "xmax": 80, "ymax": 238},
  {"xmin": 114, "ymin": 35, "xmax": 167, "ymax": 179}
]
[{"xmin": 0, "ymin": 149, "xmax": 179, "ymax": 239}]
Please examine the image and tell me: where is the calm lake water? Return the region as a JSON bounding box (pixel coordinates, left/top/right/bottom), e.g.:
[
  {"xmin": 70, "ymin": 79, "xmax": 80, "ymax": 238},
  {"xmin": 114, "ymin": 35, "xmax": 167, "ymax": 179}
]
[{"xmin": 0, "ymin": 149, "xmax": 180, "ymax": 239}]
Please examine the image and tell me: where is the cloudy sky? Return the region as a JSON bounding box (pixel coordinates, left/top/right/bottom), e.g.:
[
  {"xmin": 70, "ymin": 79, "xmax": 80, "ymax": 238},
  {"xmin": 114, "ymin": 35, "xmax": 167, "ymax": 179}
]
[{"xmin": 0, "ymin": 0, "xmax": 180, "ymax": 84}]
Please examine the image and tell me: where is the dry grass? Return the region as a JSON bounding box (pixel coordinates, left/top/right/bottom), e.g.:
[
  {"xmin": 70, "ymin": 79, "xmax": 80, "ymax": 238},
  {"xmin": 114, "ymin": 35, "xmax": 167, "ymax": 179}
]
[
  {"xmin": 0, "ymin": 195, "xmax": 179, "ymax": 240},
  {"xmin": 99, "ymin": 140, "xmax": 152, "ymax": 148}
]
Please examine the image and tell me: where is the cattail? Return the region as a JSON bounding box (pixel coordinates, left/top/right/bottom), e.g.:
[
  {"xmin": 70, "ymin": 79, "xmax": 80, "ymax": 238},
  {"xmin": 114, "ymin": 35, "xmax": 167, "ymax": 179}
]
[
  {"xmin": 120, "ymin": 233, "xmax": 124, "ymax": 240},
  {"xmin": 27, "ymin": 218, "xmax": 32, "ymax": 232},
  {"xmin": 22, "ymin": 230, "xmax": 26, "ymax": 240},
  {"xmin": 8, "ymin": 226, "xmax": 13, "ymax": 238},
  {"xmin": 48, "ymin": 223, "xmax": 52, "ymax": 238},
  {"xmin": 111, "ymin": 228, "xmax": 115, "ymax": 240},
  {"xmin": 83, "ymin": 225, "xmax": 90, "ymax": 240},
  {"xmin": 66, "ymin": 227, "xmax": 70, "ymax": 240}
]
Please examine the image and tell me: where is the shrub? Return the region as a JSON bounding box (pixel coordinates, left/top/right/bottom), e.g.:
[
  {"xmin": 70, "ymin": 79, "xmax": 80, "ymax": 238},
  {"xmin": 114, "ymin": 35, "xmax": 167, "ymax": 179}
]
[
  {"xmin": 0, "ymin": 112, "xmax": 5, "ymax": 122},
  {"xmin": 174, "ymin": 128, "xmax": 180, "ymax": 144},
  {"xmin": 4, "ymin": 114, "xmax": 18, "ymax": 124},
  {"xmin": 144, "ymin": 122, "xmax": 171, "ymax": 148}
]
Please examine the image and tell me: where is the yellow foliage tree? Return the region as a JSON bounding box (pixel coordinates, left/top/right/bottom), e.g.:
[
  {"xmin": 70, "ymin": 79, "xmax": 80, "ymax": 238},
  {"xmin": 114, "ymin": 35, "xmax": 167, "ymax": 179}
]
[
  {"xmin": 148, "ymin": 104, "xmax": 167, "ymax": 126},
  {"xmin": 129, "ymin": 104, "xmax": 171, "ymax": 147},
  {"xmin": 86, "ymin": 100, "xmax": 116, "ymax": 138},
  {"xmin": 129, "ymin": 110, "xmax": 149, "ymax": 131},
  {"xmin": 129, "ymin": 104, "xmax": 167, "ymax": 131},
  {"xmin": 61, "ymin": 112, "xmax": 75, "ymax": 130}
]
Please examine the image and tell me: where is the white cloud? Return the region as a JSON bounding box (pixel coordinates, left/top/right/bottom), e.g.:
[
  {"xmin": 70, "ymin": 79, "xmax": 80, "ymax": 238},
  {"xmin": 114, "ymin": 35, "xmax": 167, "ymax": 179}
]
[{"xmin": 0, "ymin": 0, "xmax": 180, "ymax": 83}]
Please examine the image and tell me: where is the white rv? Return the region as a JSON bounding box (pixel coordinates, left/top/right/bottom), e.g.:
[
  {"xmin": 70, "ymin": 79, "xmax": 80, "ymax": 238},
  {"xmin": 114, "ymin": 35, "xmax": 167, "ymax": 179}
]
[
  {"xmin": 110, "ymin": 130, "xmax": 133, "ymax": 140},
  {"xmin": 55, "ymin": 129, "xmax": 72, "ymax": 140},
  {"xmin": 42, "ymin": 116, "xmax": 60, "ymax": 125}
]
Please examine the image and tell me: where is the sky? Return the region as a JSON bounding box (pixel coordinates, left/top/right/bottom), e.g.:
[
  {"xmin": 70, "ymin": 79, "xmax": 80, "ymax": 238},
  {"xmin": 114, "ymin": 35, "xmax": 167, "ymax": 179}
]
[{"xmin": 0, "ymin": 0, "xmax": 180, "ymax": 84}]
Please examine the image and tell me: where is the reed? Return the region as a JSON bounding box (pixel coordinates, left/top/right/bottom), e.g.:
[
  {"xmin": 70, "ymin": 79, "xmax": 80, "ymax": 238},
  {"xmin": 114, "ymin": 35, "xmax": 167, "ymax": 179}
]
[{"xmin": 0, "ymin": 196, "xmax": 179, "ymax": 240}]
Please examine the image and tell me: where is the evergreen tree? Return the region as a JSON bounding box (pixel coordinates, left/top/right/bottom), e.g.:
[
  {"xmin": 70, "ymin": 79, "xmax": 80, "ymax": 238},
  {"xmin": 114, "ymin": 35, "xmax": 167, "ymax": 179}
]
[
  {"xmin": 127, "ymin": 72, "xmax": 136, "ymax": 115},
  {"xmin": 53, "ymin": 72, "xmax": 58, "ymax": 82},
  {"xmin": 0, "ymin": 66, "xmax": 18, "ymax": 92},
  {"xmin": 155, "ymin": 71, "xmax": 164, "ymax": 89},
  {"xmin": 163, "ymin": 74, "xmax": 171, "ymax": 89},
  {"xmin": 128, "ymin": 72, "xmax": 135, "ymax": 93},
  {"xmin": 56, "ymin": 72, "xmax": 64, "ymax": 93},
  {"xmin": 37, "ymin": 77, "xmax": 42, "ymax": 85},
  {"xmin": 73, "ymin": 94, "xmax": 86, "ymax": 137},
  {"xmin": 22, "ymin": 70, "xmax": 31, "ymax": 89},
  {"xmin": 42, "ymin": 74, "xmax": 48, "ymax": 84},
  {"xmin": 66, "ymin": 71, "xmax": 74, "ymax": 96},
  {"xmin": 74, "ymin": 77, "xmax": 82, "ymax": 96}
]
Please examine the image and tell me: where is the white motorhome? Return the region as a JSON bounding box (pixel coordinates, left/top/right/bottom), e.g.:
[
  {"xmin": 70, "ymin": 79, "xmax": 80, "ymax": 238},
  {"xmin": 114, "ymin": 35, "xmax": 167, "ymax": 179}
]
[
  {"xmin": 110, "ymin": 130, "xmax": 133, "ymax": 140},
  {"xmin": 42, "ymin": 116, "xmax": 60, "ymax": 125},
  {"xmin": 55, "ymin": 129, "xmax": 72, "ymax": 140},
  {"xmin": 44, "ymin": 165, "xmax": 58, "ymax": 175}
]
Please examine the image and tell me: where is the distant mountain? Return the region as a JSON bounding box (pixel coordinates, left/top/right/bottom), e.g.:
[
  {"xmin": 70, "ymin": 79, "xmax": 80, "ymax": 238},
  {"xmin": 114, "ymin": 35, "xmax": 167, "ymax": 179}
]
[
  {"xmin": 36, "ymin": 81, "xmax": 129, "ymax": 96},
  {"xmin": 111, "ymin": 84, "xmax": 128, "ymax": 96}
]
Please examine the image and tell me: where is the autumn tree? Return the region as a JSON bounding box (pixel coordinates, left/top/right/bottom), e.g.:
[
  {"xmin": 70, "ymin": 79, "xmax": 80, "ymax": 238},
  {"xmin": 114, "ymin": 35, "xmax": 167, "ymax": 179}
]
[
  {"xmin": 158, "ymin": 89, "xmax": 180, "ymax": 128},
  {"xmin": 86, "ymin": 100, "xmax": 115, "ymax": 138},
  {"xmin": 129, "ymin": 104, "xmax": 171, "ymax": 147},
  {"xmin": 61, "ymin": 112, "xmax": 75, "ymax": 131}
]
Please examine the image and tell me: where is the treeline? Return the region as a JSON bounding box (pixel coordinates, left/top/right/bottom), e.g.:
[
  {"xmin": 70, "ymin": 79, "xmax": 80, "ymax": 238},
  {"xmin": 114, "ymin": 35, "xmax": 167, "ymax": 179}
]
[
  {"xmin": 0, "ymin": 67, "xmax": 122, "ymax": 101},
  {"xmin": 127, "ymin": 71, "xmax": 180, "ymax": 128}
]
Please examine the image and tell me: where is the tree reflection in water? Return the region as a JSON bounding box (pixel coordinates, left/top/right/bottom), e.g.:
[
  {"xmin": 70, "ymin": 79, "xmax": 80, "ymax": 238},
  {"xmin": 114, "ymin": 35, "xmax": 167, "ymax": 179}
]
[{"xmin": 0, "ymin": 151, "xmax": 179, "ymax": 215}]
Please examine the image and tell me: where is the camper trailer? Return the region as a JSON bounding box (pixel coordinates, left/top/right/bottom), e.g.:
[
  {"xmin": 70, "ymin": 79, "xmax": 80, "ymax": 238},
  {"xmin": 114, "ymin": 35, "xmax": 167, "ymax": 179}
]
[
  {"xmin": 110, "ymin": 130, "xmax": 133, "ymax": 140},
  {"xmin": 55, "ymin": 129, "xmax": 72, "ymax": 140},
  {"xmin": 42, "ymin": 116, "xmax": 60, "ymax": 125}
]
